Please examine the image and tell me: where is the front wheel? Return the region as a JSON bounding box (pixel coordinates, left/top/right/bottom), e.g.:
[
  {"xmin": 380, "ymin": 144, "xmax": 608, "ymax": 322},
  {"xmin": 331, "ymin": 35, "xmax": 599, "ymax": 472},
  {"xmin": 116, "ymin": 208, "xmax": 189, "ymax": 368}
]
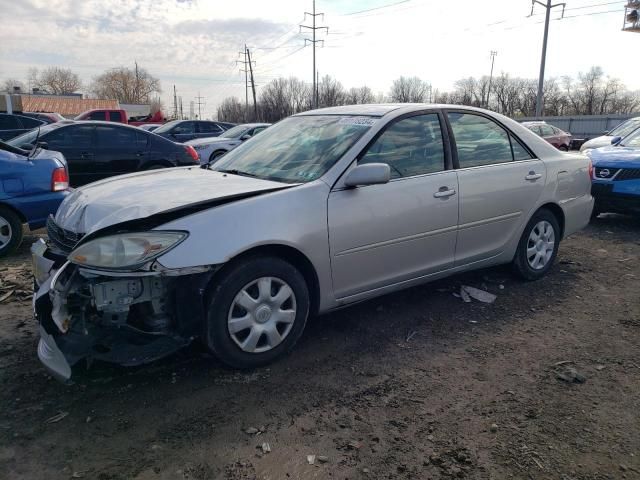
[
  {"xmin": 205, "ymin": 256, "xmax": 310, "ymax": 369},
  {"xmin": 559, "ymin": 145, "xmax": 569, "ymax": 152},
  {"xmin": 512, "ymin": 209, "xmax": 560, "ymax": 281},
  {"xmin": 0, "ymin": 206, "xmax": 23, "ymax": 258}
]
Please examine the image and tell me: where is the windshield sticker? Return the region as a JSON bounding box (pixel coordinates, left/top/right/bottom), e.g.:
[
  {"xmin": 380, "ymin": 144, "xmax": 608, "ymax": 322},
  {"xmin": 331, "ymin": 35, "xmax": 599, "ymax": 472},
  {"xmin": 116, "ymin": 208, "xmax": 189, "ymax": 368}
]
[{"xmin": 338, "ymin": 117, "xmax": 377, "ymax": 127}]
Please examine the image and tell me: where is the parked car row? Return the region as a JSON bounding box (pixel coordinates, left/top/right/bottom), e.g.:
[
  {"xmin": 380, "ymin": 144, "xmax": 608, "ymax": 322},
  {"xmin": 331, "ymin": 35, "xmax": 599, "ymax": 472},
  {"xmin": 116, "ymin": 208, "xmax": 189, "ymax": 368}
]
[
  {"xmin": 6, "ymin": 121, "xmax": 200, "ymax": 187},
  {"xmin": 28, "ymin": 104, "xmax": 594, "ymax": 382},
  {"xmin": 186, "ymin": 123, "xmax": 271, "ymax": 163}
]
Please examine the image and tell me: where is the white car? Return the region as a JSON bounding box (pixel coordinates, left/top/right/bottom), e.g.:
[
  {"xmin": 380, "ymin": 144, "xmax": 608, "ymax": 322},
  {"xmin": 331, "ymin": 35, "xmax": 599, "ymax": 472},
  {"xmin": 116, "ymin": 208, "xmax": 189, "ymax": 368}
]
[
  {"xmin": 580, "ymin": 116, "xmax": 640, "ymax": 153},
  {"xmin": 186, "ymin": 123, "xmax": 270, "ymax": 164}
]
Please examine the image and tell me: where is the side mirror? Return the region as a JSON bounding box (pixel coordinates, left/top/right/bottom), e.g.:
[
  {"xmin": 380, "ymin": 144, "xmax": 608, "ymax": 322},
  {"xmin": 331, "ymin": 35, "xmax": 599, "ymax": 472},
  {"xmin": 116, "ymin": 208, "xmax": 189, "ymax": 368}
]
[
  {"xmin": 611, "ymin": 136, "xmax": 622, "ymax": 145},
  {"xmin": 344, "ymin": 163, "xmax": 390, "ymax": 188},
  {"xmin": 36, "ymin": 141, "xmax": 48, "ymax": 150},
  {"xmin": 240, "ymin": 134, "xmax": 251, "ymax": 141}
]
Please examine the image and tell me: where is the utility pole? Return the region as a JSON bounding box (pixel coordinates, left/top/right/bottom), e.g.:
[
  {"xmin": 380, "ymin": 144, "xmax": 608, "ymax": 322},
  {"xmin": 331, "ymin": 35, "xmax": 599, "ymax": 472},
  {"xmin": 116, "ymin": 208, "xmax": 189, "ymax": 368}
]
[
  {"xmin": 246, "ymin": 47, "xmax": 258, "ymax": 121},
  {"xmin": 485, "ymin": 50, "xmax": 497, "ymax": 109},
  {"xmin": 531, "ymin": 0, "xmax": 565, "ymax": 118},
  {"xmin": 237, "ymin": 45, "xmax": 255, "ymax": 121},
  {"xmin": 173, "ymin": 85, "xmax": 178, "ymax": 119},
  {"xmin": 300, "ymin": 0, "xmax": 328, "ymax": 109},
  {"xmin": 179, "ymin": 97, "xmax": 183, "ymax": 120},
  {"xmin": 194, "ymin": 92, "xmax": 205, "ymax": 119}
]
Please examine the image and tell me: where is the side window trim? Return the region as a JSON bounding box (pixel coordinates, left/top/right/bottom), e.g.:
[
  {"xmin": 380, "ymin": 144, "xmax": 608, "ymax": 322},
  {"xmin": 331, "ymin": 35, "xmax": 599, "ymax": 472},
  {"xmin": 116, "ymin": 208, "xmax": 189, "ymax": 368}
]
[
  {"xmin": 444, "ymin": 109, "xmax": 537, "ymax": 170},
  {"xmin": 355, "ymin": 109, "xmax": 452, "ymax": 181}
]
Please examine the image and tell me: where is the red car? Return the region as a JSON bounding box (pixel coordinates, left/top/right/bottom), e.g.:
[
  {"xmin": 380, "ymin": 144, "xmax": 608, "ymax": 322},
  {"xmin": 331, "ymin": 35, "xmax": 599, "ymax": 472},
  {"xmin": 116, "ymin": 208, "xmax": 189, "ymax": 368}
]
[{"xmin": 522, "ymin": 121, "xmax": 572, "ymax": 151}]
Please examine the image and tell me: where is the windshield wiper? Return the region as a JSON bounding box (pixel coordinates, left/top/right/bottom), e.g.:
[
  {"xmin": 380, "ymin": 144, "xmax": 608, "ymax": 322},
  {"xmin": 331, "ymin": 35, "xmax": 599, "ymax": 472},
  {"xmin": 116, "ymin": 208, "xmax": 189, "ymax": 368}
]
[{"xmin": 216, "ymin": 168, "xmax": 261, "ymax": 178}]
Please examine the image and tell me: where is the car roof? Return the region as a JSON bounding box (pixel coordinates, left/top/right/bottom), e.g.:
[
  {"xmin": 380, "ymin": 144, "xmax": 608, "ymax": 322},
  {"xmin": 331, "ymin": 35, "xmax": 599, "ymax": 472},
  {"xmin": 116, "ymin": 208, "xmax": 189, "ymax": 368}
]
[{"xmin": 295, "ymin": 103, "xmax": 514, "ymax": 118}]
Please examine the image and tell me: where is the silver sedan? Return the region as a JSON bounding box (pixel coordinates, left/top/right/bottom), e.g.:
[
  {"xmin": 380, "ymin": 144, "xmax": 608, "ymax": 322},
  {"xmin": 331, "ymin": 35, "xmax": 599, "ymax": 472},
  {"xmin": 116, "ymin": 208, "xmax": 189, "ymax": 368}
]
[{"xmin": 32, "ymin": 104, "xmax": 593, "ymax": 381}]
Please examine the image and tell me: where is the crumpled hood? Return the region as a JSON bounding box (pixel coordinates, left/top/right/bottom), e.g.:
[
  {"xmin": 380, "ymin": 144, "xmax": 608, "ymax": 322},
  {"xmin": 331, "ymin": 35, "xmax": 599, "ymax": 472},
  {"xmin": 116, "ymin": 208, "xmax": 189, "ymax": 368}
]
[{"xmin": 54, "ymin": 167, "xmax": 290, "ymax": 234}]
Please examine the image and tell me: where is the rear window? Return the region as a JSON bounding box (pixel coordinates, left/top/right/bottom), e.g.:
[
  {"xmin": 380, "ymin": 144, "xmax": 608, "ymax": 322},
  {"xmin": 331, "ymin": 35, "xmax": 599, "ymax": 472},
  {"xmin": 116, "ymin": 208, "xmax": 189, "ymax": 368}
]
[
  {"xmin": 0, "ymin": 115, "xmax": 20, "ymax": 129},
  {"xmin": 88, "ymin": 111, "xmax": 106, "ymax": 121},
  {"xmin": 110, "ymin": 111, "xmax": 123, "ymax": 122}
]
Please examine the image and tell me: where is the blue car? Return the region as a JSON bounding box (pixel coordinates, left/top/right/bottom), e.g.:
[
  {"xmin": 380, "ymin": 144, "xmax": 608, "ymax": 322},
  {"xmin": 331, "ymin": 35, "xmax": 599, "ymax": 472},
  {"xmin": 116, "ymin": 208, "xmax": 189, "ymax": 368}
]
[
  {"xmin": 589, "ymin": 128, "xmax": 640, "ymax": 217},
  {"xmin": 0, "ymin": 141, "xmax": 70, "ymax": 256}
]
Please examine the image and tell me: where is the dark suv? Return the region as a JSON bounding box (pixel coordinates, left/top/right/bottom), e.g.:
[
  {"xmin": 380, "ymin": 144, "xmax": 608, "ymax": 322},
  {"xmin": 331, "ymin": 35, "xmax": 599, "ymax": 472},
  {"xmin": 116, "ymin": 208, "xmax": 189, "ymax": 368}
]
[
  {"xmin": 153, "ymin": 120, "xmax": 230, "ymax": 142},
  {"xmin": 7, "ymin": 121, "xmax": 199, "ymax": 187}
]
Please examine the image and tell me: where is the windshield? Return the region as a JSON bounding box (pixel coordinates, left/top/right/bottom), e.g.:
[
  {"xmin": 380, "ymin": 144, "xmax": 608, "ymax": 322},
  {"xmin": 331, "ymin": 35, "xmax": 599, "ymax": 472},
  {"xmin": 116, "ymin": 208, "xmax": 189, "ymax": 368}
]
[
  {"xmin": 221, "ymin": 125, "xmax": 252, "ymax": 139},
  {"xmin": 620, "ymin": 128, "xmax": 640, "ymax": 147},
  {"xmin": 6, "ymin": 123, "xmax": 62, "ymax": 147},
  {"xmin": 611, "ymin": 118, "xmax": 640, "ymax": 137},
  {"xmin": 153, "ymin": 120, "xmax": 181, "ymax": 134},
  {"xmin": 213, "ymin": 115, "xmax": 375, "ymax": 183}
]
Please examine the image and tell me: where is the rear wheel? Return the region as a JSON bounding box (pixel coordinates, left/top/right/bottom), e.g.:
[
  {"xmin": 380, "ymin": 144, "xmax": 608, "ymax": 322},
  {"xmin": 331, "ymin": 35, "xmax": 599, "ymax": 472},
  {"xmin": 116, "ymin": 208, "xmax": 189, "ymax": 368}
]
[
  {"xmin": 559, "ymin": 145, "xmax": 569, "ymax": 152},
  {"xmin": 0, "ymin": 206, "xmax": 23, "ymax": 258},
  {"xmin": 205, "ymin": 256, "xmax": 310, "ymax": 369},
  {"xmin": 512, "ymin": 209, "xmax": 560, "ymax": 281},
  {"xmin": 208, "ymin": 150, "xmax": 227, "ymax": 164}
]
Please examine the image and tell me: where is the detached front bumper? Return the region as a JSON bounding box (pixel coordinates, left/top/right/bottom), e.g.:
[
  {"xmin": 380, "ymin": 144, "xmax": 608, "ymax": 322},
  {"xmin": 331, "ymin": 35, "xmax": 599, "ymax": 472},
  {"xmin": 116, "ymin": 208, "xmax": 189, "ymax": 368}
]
[{"xmin": 31, "ymin": 239, "xmax": 214, "ymax": 383}]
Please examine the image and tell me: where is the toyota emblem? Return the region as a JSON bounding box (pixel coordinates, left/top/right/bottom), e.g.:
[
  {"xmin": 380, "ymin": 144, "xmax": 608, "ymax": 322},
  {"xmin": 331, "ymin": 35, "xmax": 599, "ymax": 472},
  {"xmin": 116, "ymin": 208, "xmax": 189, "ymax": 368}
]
[{"xmin": 599, "ymin": 169, "xmax": 610, "ymax": 178}]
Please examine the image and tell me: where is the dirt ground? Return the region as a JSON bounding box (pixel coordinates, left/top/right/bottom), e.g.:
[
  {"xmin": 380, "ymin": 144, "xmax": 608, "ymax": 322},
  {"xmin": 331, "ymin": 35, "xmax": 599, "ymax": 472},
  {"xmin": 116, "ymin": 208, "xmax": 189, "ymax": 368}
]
[{"xmin": 1, "ymin": 216, "xmax": 639, "ymax": 480}]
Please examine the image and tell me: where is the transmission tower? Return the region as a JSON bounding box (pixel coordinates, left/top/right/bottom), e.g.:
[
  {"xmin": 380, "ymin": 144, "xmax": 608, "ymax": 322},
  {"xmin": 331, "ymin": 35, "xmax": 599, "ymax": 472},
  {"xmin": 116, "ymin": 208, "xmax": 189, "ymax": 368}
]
[
  {"xmin": 300, "ymin": 0, "xmax": 328, "ymax": 109},
  {"xmin": 194, "ymin": 92, "xmax": 205, "ymax": 119},
  {"xmin": 237, "ymin": 44, "xmax": 256, "ymax": 121},
  {"xmin": 485, "ymin": 50, "xmax": 497, "ymax": 108}
]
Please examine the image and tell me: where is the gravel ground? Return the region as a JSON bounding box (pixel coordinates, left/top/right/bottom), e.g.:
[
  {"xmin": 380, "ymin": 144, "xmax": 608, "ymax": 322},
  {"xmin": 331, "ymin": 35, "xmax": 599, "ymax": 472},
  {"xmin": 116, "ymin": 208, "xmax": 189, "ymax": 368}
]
[{"xmin": 0, "ymin": 215, "xmax": 639, "ymax": 480}]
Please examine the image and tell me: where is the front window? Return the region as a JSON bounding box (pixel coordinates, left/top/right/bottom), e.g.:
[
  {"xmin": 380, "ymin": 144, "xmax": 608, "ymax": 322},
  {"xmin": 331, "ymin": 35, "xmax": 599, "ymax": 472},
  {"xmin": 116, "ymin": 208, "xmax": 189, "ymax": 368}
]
[
  {"xmin": 153, "ymin": 120, "xmax": 182, "ymax": 134},
  {"xmin": 620, "ymin": 129, "xmax": 640, "ymax": 148},
  {"xmin": 610, "ymin": 119, "xmax": 640, "ymax": 137},
  {"xmin": 213, "ymin": 115, "xmax": 375, "ymax": 183},
  {"xmin": 221, "ymin": 125, "xmax": 252, "ymax": 139}
]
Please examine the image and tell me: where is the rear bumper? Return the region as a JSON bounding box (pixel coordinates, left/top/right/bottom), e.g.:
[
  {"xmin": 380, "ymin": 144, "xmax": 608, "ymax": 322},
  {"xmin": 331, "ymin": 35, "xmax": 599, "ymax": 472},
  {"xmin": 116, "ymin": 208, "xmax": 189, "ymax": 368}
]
[{"xmin": 562, "ymin": 194, "xmax": 594, "ymax": 237}]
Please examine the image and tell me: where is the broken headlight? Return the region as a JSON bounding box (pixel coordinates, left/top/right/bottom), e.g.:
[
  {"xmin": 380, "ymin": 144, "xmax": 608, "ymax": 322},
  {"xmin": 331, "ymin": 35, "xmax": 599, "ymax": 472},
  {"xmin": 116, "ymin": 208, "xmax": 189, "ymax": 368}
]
[{"xmin": 69, "ymin": 231, "xmax": 187, "ymax": 270}]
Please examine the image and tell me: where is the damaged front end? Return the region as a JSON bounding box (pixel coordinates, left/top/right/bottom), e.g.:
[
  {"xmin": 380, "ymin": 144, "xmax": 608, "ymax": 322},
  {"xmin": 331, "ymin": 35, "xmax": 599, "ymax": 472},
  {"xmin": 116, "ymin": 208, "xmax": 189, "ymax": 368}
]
[{"xmin": 33, "ymin": 225, "xmax": 215, "ymax": 383}]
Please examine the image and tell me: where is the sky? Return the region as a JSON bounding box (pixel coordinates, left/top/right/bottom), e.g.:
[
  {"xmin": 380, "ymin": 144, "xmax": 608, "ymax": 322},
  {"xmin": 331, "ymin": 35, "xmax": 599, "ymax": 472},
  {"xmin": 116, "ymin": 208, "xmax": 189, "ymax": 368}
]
[{"xmin": 1, "ymin": 0, "xmax": 637, "ymax": 119}]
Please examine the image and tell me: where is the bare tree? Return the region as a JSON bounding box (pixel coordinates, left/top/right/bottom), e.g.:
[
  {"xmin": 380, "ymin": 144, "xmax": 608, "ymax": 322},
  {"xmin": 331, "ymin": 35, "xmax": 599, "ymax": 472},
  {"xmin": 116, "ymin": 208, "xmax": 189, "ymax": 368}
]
[
  {"xmin": 217, "ymin": 97, "xmax": 246, "ymax": 124},
  {"xmin": 34, "ymin": 67, "xmax": 82, "ymax": 94},
  {"xmin": 318, "ymin": 75, "xmax": 346, "ymax": 108},
  {"xmin": 389, "ymin": 76, "xmax": 430, "ymax": 103},
  {"xmin": 1, "ymin": 78, "xmax": 26, "ymax": 93},
  {"xmin": 345, "ymin": 86, "xmax": 375, "ymax": 105},
  {"xmin": 90, "ymin": 65, "xmax": 161, "ymax": 103}
]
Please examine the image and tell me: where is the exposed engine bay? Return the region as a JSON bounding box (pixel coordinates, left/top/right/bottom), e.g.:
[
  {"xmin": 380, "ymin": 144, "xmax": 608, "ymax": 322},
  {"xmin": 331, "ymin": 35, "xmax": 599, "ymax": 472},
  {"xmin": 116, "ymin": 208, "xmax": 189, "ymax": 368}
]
[{"xmin": 34, "ymin": 246, "xmax": 215, "ymax": 381}]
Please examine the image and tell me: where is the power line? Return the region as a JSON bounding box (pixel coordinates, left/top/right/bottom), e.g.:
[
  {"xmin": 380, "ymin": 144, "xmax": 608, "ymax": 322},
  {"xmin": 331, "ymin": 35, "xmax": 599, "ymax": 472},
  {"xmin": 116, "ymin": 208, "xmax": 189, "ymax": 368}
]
[
  {"xmin": 300, "ymin": 0, "xmax": 328, "ymax": 108},
  {"xmin": 342, "ymin": 0, "xmax": 411, "ymax": 16}
]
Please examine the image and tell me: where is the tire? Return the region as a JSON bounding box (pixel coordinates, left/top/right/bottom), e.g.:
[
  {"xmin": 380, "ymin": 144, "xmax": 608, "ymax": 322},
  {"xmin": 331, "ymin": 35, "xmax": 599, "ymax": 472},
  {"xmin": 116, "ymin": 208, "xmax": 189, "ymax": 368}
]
[
  {"xmin": 0, "ymin": 206, "xmax": 23, "ymax": 258},
  {"xmin": 512, "ymin": 208, "xmax": 561, "ymax": 281},
  {"xmin": 205, "ymin": 256, "xmax": 310, "ymax": 369},
  {"xmin": 591, "ymin": 203, "xmax": 601, "ymax": 220},
  {"xmin": 559, "ymin": 145, "xmax": 569, "ymax": 152},
  {"xmin": 208, "ymin": 150, "xmax": 227, "ymax": 164}
]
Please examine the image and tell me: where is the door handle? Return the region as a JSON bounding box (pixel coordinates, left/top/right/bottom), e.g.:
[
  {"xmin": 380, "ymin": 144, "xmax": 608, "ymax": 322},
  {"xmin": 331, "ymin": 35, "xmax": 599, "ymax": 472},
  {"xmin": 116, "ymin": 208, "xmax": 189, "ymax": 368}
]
[
  {"xmin": 434, "ymin": 187, "xmax": 456, "ymax": 198},
  {"xmin": 525, "ymin": 172, "xmax": 542, "ymax": 181}
]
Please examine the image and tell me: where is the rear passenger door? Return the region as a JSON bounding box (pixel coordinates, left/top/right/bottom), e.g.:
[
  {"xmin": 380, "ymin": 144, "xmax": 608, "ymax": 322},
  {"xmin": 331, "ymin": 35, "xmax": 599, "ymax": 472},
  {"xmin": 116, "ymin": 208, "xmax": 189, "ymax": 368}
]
[
  {"xmin": 446, "ymin": 111, "xmax": 545, "ymax": 266},
  {"xmin": 94, "ymin": 125, "xmax": 145, "ymax": 179},
  {"xmin": 44, "ymin": 125, "xmax": 96, "ymax": 187}
]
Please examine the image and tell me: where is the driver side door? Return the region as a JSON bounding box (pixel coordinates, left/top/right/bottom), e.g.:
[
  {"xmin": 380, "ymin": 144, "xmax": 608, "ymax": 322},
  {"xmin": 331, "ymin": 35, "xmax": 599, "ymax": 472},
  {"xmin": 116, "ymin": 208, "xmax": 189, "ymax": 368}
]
[{"xmin": 327, "ymin": 112, "xmax": 459, "ymax": 299}]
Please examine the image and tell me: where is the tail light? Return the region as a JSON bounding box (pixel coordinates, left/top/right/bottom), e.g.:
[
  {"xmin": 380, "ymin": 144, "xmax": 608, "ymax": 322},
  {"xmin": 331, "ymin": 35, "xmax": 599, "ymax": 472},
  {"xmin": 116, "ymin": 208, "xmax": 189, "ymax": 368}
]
[
  {"xmin": 587, "ymin": 159, "xmax": 593, "ymax": 180},
  {"xmin": 184, "ymin": 145, "xmax": 199, "ymax": 163},
  {"xmin": 51, "ymin": 167, "xmax": 69, "ymax": 191}
]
